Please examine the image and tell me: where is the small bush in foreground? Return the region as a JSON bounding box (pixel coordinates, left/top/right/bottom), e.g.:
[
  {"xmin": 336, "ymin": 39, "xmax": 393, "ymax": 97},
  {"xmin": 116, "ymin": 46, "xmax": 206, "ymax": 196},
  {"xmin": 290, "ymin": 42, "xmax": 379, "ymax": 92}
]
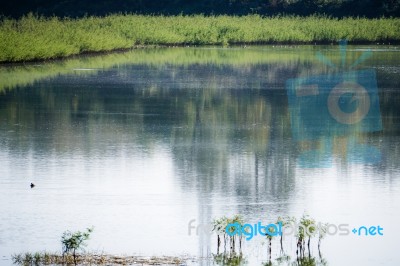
[{"xmin": 61, "ymin": 227, "xmax": 93, "ymax": 265}]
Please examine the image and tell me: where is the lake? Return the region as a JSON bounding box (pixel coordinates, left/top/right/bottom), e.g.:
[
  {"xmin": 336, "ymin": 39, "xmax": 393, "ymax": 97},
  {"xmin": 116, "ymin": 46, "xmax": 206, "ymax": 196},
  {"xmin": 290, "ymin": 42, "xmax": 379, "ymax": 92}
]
[{"xmin": 0, "ymin": 45, "xmax": 399, "ymax": 265}]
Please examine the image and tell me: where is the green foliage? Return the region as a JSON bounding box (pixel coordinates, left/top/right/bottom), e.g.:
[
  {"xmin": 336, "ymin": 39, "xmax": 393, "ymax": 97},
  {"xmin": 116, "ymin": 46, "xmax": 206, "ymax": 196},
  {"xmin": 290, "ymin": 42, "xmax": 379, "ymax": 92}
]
[
  {"xmin": 1, "ymin": 14, "xmax": 399, "ymax": 63},
  {"xmin": 212, "ymin": 214, "xmax": 330, "ymax": 263},
  {"xmin": 61, "ymin": 227, "xmax": 93, "ymax": 254},
  {"xmin": 213, "ymin": 215, "xmax": 245, "ymax": 236},
  {"xmin": 61, "ymin": 227, "xmax": 93, "ymax": 265},
  {"xmin": 266, "ymin": 224, "xmax": 277, "ymax": 240},
  {"xmin": 213, "ymin": 252, "xmax": 247, "ymax": 266},
  {"xmin": 213, "ymin": 216, "xmax": 229, "ymax": 235},
  {"xmin": 213, "ymin": 214, "xmax": 245, "ymax": 253},
  {"xmin": 299, "ymin": 214, "xmax": 317, "ymax": 240},
  {"xmin": 11, "ymin": 252, "xmax": 43, "ymax": 266}
]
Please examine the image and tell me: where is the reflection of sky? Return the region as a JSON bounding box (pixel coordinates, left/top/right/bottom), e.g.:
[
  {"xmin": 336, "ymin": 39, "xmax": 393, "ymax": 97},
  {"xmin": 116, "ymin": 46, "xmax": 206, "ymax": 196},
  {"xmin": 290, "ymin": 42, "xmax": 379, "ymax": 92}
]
[
  {"xmin": 292, "ymin": 163, "xmax": 400, "ymax": 265},
  {"xmin": 0, "ymin": 146, "xmax": 230, "ymax": 265}
]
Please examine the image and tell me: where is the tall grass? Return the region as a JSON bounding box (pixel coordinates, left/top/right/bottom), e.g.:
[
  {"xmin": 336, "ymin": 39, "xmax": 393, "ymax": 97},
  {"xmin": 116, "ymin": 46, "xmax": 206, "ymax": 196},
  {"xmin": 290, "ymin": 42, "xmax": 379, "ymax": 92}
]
[{"xmin": 1, "ymin": 14, "xmax": 399, "ymax": 62}]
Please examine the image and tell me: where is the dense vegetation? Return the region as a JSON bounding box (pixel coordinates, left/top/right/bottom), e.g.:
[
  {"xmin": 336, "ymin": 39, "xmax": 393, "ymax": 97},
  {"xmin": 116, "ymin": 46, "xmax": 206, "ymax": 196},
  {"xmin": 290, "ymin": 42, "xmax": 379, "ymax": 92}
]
[
  {"xmin": 2, "ymin": 0, "xmax": 400, "ymax": 18},
  {"xmin": 1, "ymin": 14, "xmax": 399, "ymax": 63}
]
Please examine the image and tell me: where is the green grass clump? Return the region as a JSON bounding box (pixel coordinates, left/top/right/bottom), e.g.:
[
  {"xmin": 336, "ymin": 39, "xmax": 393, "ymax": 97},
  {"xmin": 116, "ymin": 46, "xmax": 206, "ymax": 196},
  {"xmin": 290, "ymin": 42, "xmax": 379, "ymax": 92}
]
[{"xmin": 1, "ymin": 14, "xmax": 400, "ymax": 62}]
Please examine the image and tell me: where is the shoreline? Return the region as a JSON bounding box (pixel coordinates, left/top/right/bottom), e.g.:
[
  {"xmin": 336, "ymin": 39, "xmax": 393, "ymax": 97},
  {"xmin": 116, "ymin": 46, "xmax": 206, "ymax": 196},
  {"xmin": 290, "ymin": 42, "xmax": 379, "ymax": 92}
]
[
  {"xmin": 0, "ymin": 41, "xmax": 399, "ymax": 66},
  {"xmin": 11, "ymin": 252, "xmax": 197, "ymax": 265}
]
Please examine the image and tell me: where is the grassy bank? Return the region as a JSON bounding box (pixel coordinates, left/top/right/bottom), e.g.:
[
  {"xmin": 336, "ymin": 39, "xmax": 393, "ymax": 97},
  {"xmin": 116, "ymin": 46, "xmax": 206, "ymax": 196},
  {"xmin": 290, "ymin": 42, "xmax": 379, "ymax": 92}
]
[{"xmin": 0, "ymin": 14, "xmax": 399, "ymax": 63}]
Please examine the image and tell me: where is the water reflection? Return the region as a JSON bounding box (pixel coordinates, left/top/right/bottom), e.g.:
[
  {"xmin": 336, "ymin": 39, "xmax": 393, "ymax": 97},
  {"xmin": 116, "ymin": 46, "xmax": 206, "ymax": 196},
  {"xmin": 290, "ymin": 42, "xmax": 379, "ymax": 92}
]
[{"xmin": 0, "ymin": 46, "xmax": 399, "ymax": 265}]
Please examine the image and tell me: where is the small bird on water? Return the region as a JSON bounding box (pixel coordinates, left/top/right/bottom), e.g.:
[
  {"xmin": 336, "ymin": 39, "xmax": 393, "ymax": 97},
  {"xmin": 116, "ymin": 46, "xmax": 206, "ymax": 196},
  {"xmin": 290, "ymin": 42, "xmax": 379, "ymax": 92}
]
[{"xmin": 30, "ymin": 183, "xmax": 35, "ymax": 188}]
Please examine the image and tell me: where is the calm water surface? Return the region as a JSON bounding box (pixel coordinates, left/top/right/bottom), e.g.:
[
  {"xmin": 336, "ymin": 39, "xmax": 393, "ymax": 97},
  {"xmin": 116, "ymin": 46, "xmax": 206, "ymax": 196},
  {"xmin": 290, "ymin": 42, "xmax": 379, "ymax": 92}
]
[{"xmin": 0, "ymin": 46, "xmax": 399, "ymax": 265}]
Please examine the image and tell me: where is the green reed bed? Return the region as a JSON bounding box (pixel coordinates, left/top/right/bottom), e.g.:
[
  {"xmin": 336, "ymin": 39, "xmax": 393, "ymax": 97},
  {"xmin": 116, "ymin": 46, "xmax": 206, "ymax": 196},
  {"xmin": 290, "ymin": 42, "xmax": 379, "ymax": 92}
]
[{"xmin": 1, "ymin": 14, "xmax": 399, "ymax": 62}]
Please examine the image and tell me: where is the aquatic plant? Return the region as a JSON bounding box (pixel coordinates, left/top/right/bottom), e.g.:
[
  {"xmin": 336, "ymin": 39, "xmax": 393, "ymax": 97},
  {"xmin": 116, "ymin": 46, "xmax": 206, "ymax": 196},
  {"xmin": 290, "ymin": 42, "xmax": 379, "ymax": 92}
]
[
  {"xmin": 317, "ymin": 223, "xmax": 329, "ymax": 255},
  {"xmin": 276, "ymin": 216, "xmax": 296, "ymax": 253},
  {"xmin": 296, "ymin": 214, "xmax": 317, "ymax": 257},
  {"xmin": 213, "ymin": 214, "xmax": 245, "ymax": 254},
  {"xmin": 213, "ymin": 252, "xmax": 247, "ymax": 266},
  {"xmin": 229, "ymin": 215, "xmax": 245, "ymax": 253},
  {"xmin": 213, "ymin": 213, "xmax": 329, "ymax": 263},
  {"xmin": 61, "ymin": 227, "xmax": 93, "ymax": 265},
  {"xmin": 213, "ymin": 216, "xmax": 228, "ymax": 253},
  {"xmin": 265, "ymin": 224, "xmax": 276, "ymax": 262}
]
